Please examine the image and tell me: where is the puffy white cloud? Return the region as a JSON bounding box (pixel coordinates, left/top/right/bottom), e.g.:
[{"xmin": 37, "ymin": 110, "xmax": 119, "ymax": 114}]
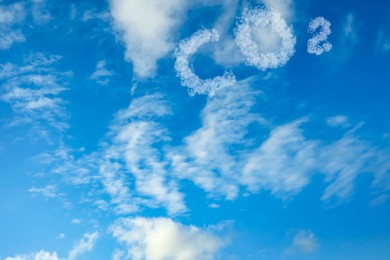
[
  {"xmin": 68, "ymin": 232, "xmax": 99, "ymax": 260},
  {"xmin": 109, "ymin": 0, "xmax": 187, "ymax": 78},
  {"xmin": 174, "ymin": 28, "xmax": 236, "ymax": 96},
  {"xmin": 307, "ymin": 17, "xmax": 333, "ymax": 55},
  {"xmin": 234, "ymin": 7, "xmax": 296, "ymax": 71},
  {"xmin": 110, "ymin": 217, "xmax": 226, "ymax": 260},
  {"xmin": 0, "ymin": 2, "xmax": 25, "ymax": 49}
]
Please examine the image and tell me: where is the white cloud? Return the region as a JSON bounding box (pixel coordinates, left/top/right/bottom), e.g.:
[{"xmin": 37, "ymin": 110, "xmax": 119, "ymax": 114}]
[
  {"xmin": 170, "ymin": 80, "xmax": 263, "ymax": 200},
  {"xmin": 28, "ymin": 185, "xmax": 58, "ymax": 198},
  {"xmin": 319, "ymin": 133, "xmax": 376, "ymax": 203},
  {"xmin": 170, "ymin": 80, "xmax": 390, "ymax": 203},
  {"xmin": 68, "ymin": 232, "xmax": 99, "ymax": 260},
  {"xmin": 32, "ymin": 94, "xmax": 186, "ymax": 216},
  {"xmin": 327, "ymin": 115, "xmax": 349, "ymax": 127},
  {"xmin": 0, "ymin": 53, "xmax": 71, "ymax": 133},
  {"xmin": 207, "ymin": 0, "xmax": 242, "ymax": 67},
  {"xmin": 286, "ymin": 230, "xmax": 319, "ymax": 255},
  {"xmin": 234, "ymin": 7, "xmax": 296, "ymax": 71},
  {"xmin": 5, "ymin": 251, "xmax": 59, "ymax": 260},
  {"xmin": 5, "ymin": 232, "xmax": 99, "ymax": 260},
  {"xmin": 174, "ymin": 28, "xmax": 236, "ymax": 96},
  {"xmin": 89, "ymin": 60, "xmax": 113, "ymax": 85},
  {"xmin": 103, "ymin": 93, "xmax": 186, "ymax": 215},
  {"xmin": 71, "ymin": 219, "xmax": 82, "ymax": 224},
  {"xmin": 0, "ymin": 2, "xmax": 26, "ymax": 49},
  {"xmin": 307, "ymin": 17, "xmax": 333, "ymax": 55},
  {"xmin": 243, "ymin": 119, "xmax": 319, "ymax": 197},
  {"xmin": 109, "ymin": 0, "xmax": 187, "ymax": 78},
  {"xmin": 110, "ymin": 217, "xmax": 226, "ymax": 260}
]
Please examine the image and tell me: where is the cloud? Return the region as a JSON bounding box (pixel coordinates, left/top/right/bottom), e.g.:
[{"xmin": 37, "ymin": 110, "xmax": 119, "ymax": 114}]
[
  {"xmin": 205, "ymin": 0, "xmax": 242, "ymax": 67},
  {"xmin": 286, "ymin": 230, "xmax": 319, "ymax": 255},
  {"xmin": 5, "ymin": 251, "xmax": 59, "ymax": 260},
  {"xmin": 234, "ymin": 7, "xmax": 296, "ymax": 71},
  {"xmin": 307, "ymin": 17, "xmax": 333, "ymax": 55},
  {"xmin": 326, "ymin": 13, "xmax": 358, "ymax": 71},
  {"xmin": 110, "ymin": 217, "xmax": 226, "ymax": 260},
  {"xmin": 170, "ymin": 81, "xmax": 390, "ymax": 203},
  {"xmin": 31, "ymin": 0, "xmax": 51, "ymax": 24},
  {"xmin": 68, "ymin": 232, "xmax": 99, "ymax": 260},
  {"xmin": 72, "ymin": 219, "xmax": 82, "ymax": 224},
  {"xmin": 102, "ymin": 93, "xmax": 186, "ymax": 215},
  {"xmin": 32, "ymin": 80, "xmax": 390, "ymax": 216},
  {"xmin": 0, "ymin": 2, "xmax": 26, "ymax": 49},
  {"xmin": 28, "ymin": 185, "xmax": 58, "ymax": 198},
  {"xmin": 327, "ymin": 115, "xmax": 349, "ymax": 127},
  {"xmin": 170, "ymin": 80, "xmax": 263, "ymax": 200},
  {"xmin": 260, "ymin": 0, "xmax": 295, "ymax": 21},
  {"xmin": 375, "ymin": 30, "xmax": 390, "ymax": 53},
  {"xmin": 174, "ymin": 28, "xmax": 236, "ymax": 96},
  {"xmin": 4, "ymin": 232, "xmax": 99, "ymax": 260},
  {"xmin": 89, "ymin": 60, "xmax": 113, "ymax": 85},
  {"xmin": 109, "ymin": 0, "xmax": 187, "ymax": 78},
  {"xmin": 243, "ymin": 119, "xmax": 319, "ymax": 198},
  {"xmin": 32, "ymin": 93, "xmax": 186, "ymax": 216},
  {"xmin": 0, "ymin": 53, "xmax": 71, "ymax": 134}
]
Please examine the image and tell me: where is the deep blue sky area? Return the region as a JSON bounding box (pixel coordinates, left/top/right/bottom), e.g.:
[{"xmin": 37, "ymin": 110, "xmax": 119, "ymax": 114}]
[{"xmin": 0, "ymin": 0, "xmax": 389, "ymax": 259}]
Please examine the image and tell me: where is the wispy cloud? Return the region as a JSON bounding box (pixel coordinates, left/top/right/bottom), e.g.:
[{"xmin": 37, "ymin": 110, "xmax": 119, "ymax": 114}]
[
  {"xmin": 102, "ymin": 93, "xmax": 186, "ymax": 215},
  {"xmin": 28, "ymin": 185, "xmax": 58, "ymax": 198},
  {"xmin": 285, "ymin": 230, "xmax": 319, "ymax": 256},
  {"xmin": 5, "ymin": 250, "xmax": 60, "ymax": 260},
  {"xmin": 68, "ymin": 232, "xmax": 99, "ymax": 260},
  {"xmin": 0, "ymin": 2, "xmax": 26, "ymax": 49},
  {"xmin": 375, "ymin": 29, "xmax": 390, "ymax": 53},
  {"xmin": 110, "ymin": 217, "xmax": 227, "ymax": 260},
  {"xmin": 326, "ymin": 12, "xmax": 358, "ymax": 71},
  {"xmin": 33, "ymin": 80, "xmax": 390, "ymax": 215},
  {"xmin": 4, "ymin": 231, "xmax": 99, "ymax": 260},
  {"xmin": 170, "ymin": 80, "xmax": 263, "ymax": 200},
  {"xmin": 0, "ymin": 53, "xmax": 71, "ymax": 135},
  {"xmin": 89, "ymin": 60, "xmax": 113, "ymax": 85},
  {"xmin": 243, "ymin": 119, "xmax": 319, "ymax": 198},
  {"xmin": 31, "ymin": 0, "xmax": 51, "ymax": 24}
]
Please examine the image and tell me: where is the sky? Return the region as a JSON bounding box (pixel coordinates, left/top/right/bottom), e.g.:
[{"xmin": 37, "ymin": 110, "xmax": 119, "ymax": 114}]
[{"xmin": 0, "ymin": 0, "xmax": 390, "ymax": 259}]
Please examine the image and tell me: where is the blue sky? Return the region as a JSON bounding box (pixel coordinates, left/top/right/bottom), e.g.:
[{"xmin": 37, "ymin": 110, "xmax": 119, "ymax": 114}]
[{"xmin": 0, "ymin": 0, "xmax": 390, "ymax": 259}]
